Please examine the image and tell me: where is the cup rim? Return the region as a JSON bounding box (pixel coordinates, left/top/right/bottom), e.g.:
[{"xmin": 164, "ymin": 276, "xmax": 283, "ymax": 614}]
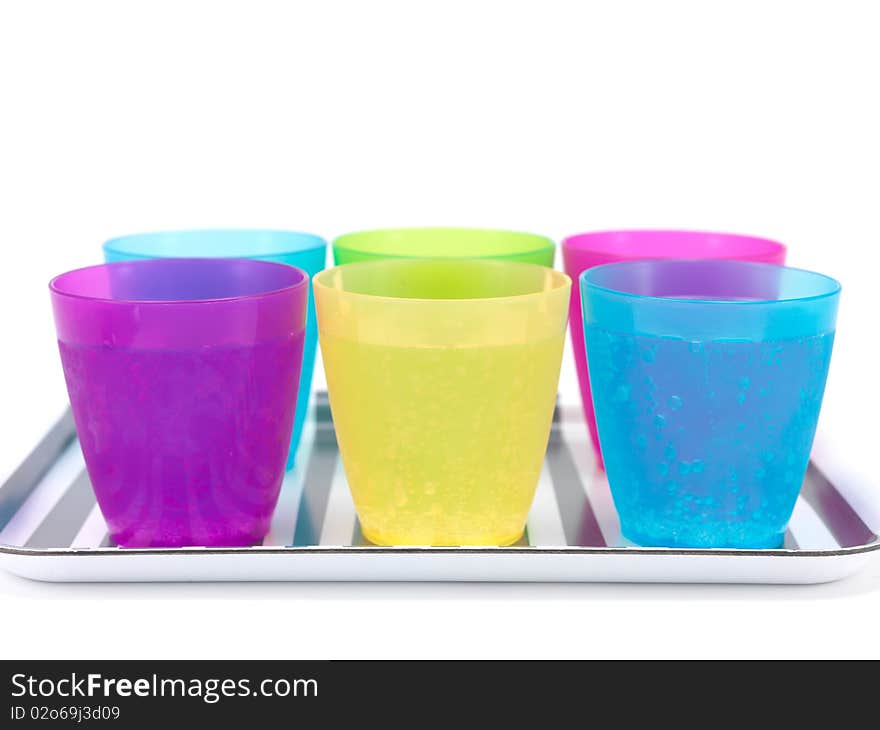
[
  {"xmin": 103, "ymin": 228, "xmax": 327, "ymax": 260},
  {"xmin": 50, "ymin": 258, "xmax": 309, "ymax": 305},
  {"xmin": 332, "ymin": 226, "xmax": 555, "ymax": 260},
  {"xmin": 562, "ymin": 228, "xmax": 786, "ymax": 260},
  {"xmin": 313, "ymin": 258, "xmax": 570, "ymax": 304},
  {"xmin": 580, "ymin": 259, "xmax": 841, "ymax": 306}
]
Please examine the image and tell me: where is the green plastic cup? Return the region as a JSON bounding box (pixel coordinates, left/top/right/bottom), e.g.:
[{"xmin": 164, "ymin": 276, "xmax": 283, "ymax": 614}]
[{"xmin": 332, "ymin": 227, "xmax": 555, "ymax": 266}]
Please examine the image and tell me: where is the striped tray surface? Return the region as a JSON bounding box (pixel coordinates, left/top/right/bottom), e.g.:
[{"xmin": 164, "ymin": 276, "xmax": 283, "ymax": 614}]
[{"xmin": 0, "ymin": 394, "xmax": 876, "ymax": 553}]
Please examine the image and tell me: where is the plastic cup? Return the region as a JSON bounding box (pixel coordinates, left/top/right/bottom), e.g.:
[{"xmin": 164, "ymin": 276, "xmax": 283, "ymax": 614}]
[
  {"xmin": 581, "ymin": 259, "xmax": 839, "ymax": 549},
  {"xmin": 50, "ymin": 258, "xmax": 308, "ymax": 548},
  {"xmin": 562, "ymin": 230, "xmax": 787, "ymax": 466},
  {"xmin": 314, "ymin": 258, "xmax": 570, "ymax": 546},
  {"xmin": 103, "ymin": 229, "xmax": 326, "ymax": 469},
  {"xmin": 333, "ymin": 227, "xmax": 555, "ymax": 265}
]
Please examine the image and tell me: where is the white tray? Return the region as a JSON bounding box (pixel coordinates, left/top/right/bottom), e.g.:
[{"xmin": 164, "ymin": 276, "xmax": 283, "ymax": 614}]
[{"xmin": 1, "ymin": 394, "xmax": 877, "ymax": 583}]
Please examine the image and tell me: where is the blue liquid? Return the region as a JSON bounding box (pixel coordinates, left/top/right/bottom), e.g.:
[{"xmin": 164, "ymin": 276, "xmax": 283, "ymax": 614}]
[
  {"xmin": 587, "ymin": 328, "xmax": 834, "ymax": 548},
  {"xmin": 286, "ymin": 288, "xmax": 319, "ymax": 469}
]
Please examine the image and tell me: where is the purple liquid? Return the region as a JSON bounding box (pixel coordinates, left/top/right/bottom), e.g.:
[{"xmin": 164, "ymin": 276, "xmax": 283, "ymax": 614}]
[{"xmin": 59, "ymin": 334, "xmax": 303, "ymax": 547}]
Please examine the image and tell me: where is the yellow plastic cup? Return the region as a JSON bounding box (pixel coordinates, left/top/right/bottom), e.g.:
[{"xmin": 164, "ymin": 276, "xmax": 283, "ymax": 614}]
[
  {"xmin": 314, "ymin": 258, "xmax": 571, "ymax": 546},
  {"xmin": 333, "ymin": 227, "xmax": 555, "ymax": 266}
]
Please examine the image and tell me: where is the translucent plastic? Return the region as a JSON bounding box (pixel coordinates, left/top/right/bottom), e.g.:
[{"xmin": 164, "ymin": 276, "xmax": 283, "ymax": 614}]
[
  {"xmin": 50, "ymin": 258, "xmax": 309, "ymax": 548},
  {"xmin": 562, "ymin": 230, "xmax": 787, "ymax": 466},
  {"xmin": 315, "ymin": 259, "xmax": 571, "ymax": 546},
  {"xmin": 103, "ymin": 229, "xmax": 326, "ymax": 469},
  {"xmin": 333, "ymin": 227, "xmax": 555, "ymax": 265},
  {"xmin": 581, "ymin": 259, "xmax": 839, "ymax": 549}
]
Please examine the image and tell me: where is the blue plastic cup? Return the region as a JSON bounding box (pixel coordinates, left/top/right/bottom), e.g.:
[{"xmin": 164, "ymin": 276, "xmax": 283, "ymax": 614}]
[
  {"xmin": 103, "ymin": 229, "xmax": 327, "ymax": 469},
  {"xmin": 581, "ymin": 260, "xmax": 840, "ymax": 548}
]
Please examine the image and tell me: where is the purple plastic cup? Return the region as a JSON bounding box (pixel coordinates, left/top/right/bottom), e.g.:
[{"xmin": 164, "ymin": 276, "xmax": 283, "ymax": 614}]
[
  {"xmin": 561, "ymin": 230, "xmax": 787, "ymax": 467},
  {"xmin": 49, "ymin": 258, "xmax": 308, "ymax": 548}
]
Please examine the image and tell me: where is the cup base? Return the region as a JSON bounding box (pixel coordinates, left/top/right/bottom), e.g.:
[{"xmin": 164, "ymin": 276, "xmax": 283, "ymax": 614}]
[
  {"xmin": 621, "ymin": 525, "xmax": 785, "ymax": 550},
  {"xmin": 361, "ymin": 525, "xmax": 526, "ymax": 548},
  {"xmin": 110, "ymin": 526, "xmax": 269, "ymax": 549}
]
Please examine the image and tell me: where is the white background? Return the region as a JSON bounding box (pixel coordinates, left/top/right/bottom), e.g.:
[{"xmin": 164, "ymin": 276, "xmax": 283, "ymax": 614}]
[{"xmin": 1, "ymin": 0, "xmax": 879, "ymax": 659}]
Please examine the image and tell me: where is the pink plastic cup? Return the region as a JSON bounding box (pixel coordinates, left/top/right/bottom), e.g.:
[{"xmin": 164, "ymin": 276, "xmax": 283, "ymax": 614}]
[
  {"xmin": 562, "ymin": 230, "xmax": 787, "ymax": 467},
  {"xmin": 50, "ymin": 258, "xmax": 308, "ymax": 547}
]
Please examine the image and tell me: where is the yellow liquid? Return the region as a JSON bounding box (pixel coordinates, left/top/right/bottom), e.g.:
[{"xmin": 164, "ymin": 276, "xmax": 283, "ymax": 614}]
[{"xmin": 321, "ymin": 332, "xmax": 565, "ymax": 545}]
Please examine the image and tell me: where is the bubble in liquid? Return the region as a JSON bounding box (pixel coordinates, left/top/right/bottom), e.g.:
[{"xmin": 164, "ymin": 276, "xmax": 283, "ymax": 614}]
[
  {"xmin": 614, "ymin": 384, "xmax": 631, "ymax": 403},
  {"xmin": 642, "ymin": 348, "xmax": 656, "ymax": 363},
  {"xmin": 691, "ymin": 459, "xmax": 704, "ymax": 474},
  {"xmin": 664, "ymin": 443, "xmax": 676, "ymax": 461},
  {"xmin": 738, "ymin": 376, "xmax": 751, "ymax": 389},
  {"xmin": 736, "ymin": 392, "xmax": 747, "ymax": 404},
  {"xmin": 669, "ymin": 395, "xmax": 683, "ymax": 410},
  {"xmin": 636, "ymin": 434, "xmax": 647, "ymax": 449},
  {"xmin": 689, "ymin": 341, "xmax": 703, "ymax": 354},
  {"xmin": 677, "ymin": 461, "xmax": 691, "ymax": 475},
  {"xmin": 654, "ymin": 414, "xmax": 666, "ymax": 429},
  {"xmin": 657, "ymin": 462, "xmax": 669, "ymax": 477}
]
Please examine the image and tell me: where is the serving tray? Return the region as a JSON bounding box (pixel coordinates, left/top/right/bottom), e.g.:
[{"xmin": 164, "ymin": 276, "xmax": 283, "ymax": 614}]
[{"xmin": 1, "ymin": 393, "xmax": 877, "ymax": 583}]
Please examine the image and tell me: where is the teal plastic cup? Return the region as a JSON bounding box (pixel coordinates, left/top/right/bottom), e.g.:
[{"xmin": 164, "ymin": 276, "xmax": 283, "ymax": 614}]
[
  {"xmin": 582, "ymin": 259, "xmax": 840, "ymax": 549},
  {"xmin": 103, "ymin": 229, "xmax": 327, "ymax": 469}
]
